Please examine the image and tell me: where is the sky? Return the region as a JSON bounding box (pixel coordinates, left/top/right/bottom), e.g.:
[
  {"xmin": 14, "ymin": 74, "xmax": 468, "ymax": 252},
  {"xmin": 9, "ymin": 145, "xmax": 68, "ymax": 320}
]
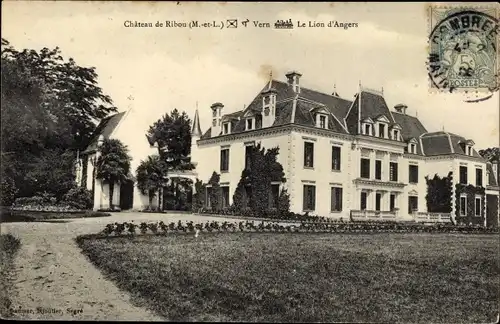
[{"xmin": 2, "ymin": 1, "xmax": 499, "ymax": 149}]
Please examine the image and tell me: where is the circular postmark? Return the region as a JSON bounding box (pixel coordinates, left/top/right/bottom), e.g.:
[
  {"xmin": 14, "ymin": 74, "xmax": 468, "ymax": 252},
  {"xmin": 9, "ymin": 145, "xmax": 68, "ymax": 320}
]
[{"xmin": 428, "ymin": 9, "xmax": 499, "ymax": 94}]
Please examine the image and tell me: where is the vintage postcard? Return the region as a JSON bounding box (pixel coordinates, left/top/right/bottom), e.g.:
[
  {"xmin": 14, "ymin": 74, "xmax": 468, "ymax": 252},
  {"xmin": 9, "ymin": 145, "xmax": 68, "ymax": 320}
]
[{"xmin": 1, "ymin": 1, "xmax": 499, "ymax": 323}]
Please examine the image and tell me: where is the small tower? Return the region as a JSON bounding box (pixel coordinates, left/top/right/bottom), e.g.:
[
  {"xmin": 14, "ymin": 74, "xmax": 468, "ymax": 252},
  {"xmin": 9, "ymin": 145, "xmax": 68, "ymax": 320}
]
[
  {"xmin": 262, "ymin": 87, "xmax": 278, "ymax": 128},
  {"xmin": 210, "ymin": 102, "xmax": 224, "ymax": 137},
  {"xmin": 191, "ymin": 108, "xmax": 202, "ymax": 168}
]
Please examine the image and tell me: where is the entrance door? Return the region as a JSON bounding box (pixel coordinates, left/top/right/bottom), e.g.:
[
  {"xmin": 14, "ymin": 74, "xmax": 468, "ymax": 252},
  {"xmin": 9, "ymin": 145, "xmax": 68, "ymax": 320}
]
[
  {"xmin": 119, "ymin": 180, "xmax": 134, "ymax": 210},
  {"xmin": 408, "ymin": 196, "xmax": 418, "ymax": 215},
  {"xmin": 486, "ymin": 194, "xmax": 499, "ymax": 228}
]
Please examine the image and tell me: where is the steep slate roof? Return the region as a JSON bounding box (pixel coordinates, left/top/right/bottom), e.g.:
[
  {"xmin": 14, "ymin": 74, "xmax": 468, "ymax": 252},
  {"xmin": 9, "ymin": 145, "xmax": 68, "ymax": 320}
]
[
  {"xmin": 358, "ymin": 90, "xmax": 396, "ymax": 123},
  {"xmin": 202, "ymin": 79, "xmax": 353, "ymax": 138},
  {"xmin": 393, "ymin": 112, "xmax": 427, "ymax": 155},
  {"xmin": 82, "ymin": 112, "xmax": 126, "ymax": 154},
  {"xmin": 420, "ymin": 131, "xmax": 482, "ymax": 157},
  {"xmin": 199, "ymin": 75, "xmax": 484, "ymax": 160}
]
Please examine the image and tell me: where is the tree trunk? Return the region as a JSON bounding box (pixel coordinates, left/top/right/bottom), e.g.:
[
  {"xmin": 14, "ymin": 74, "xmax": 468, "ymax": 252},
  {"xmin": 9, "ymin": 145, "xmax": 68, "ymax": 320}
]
[
  {"xmin": 148, "ymin": 191, "xmax": 153, "ymax": 211},
  {"xmin": 157, "ymin": 187, "xmax": 162, "ymax": 212},
  {"xmin": 109, "ymin": 181, "xmax": 114, "ymax": 210}
]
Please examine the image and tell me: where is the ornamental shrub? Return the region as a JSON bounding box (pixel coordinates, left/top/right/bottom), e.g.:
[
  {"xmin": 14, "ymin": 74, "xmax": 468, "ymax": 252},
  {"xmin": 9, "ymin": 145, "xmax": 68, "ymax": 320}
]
[{"xmin": 61, "ymin": 187, "xmax": 93, "ymax": 210}]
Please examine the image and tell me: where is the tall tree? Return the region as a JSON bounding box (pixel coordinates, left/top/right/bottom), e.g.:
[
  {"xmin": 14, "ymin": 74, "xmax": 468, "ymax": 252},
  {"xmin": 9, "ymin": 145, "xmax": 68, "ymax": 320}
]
[
  {"xmin": 1, "ymin": 38, "xmax": 116, "ymax": 150},
  {"xmin": 479, "ymin": 147, "xmax": 500, "ymax": 162},
  {"xmin": 136, "ymin": 155, "xmax": 167, "ymax": 210},
  {"xmin": 95, "ymin": 139, "xmax": 131, "ymax": 210},
  {"xmin": 1, "ymin": 38, "xmax": 116, "ymax": 202},
  {"xmin": 147, "ymin": 108, "xmax": 193, "ymax": 171}
]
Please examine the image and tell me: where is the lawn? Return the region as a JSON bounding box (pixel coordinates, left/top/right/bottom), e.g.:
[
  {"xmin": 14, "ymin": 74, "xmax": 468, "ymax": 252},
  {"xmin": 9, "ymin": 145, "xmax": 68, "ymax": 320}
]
[
  {"xmin": 76, "ymin": 233, "xmax": 499, "ymax": 323},
  {"xmin": 0, "ymin": 234, "xmax": 21, "ymax": 318}
]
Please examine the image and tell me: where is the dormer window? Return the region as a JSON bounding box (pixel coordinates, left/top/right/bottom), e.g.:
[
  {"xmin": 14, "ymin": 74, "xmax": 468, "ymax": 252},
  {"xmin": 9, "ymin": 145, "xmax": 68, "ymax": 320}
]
[
  {"xmin": 364, "ymin": 124, "xmax": 372, "ymax": 135},
  {"xmin": 246, "ymin": 118, "xmax": 254, "ymax": 131},
  {"xmin": 375, "ymin": 115, "xmax": 390, "ymax": 139},
  {"xmin": 462, "ymin": 139, "xmax": 475, "ymax": 156},
  {"xmin": 319, "ymin": 115, "xmax": 326, "ymax": 128},
  {"xmin": 361, "ymin": 117, "xmax": 374, "ymax": 136},
  {"xmin": 390, "ymin": 124, "xmax": 402, "ymax": 141},
  {"xmin": 315, "ymin": 113, "xmax": 328, "ymax": 129},
  {"xmin": 222, "ymin": 122, "xmax": 230, "ymax": 135},
  {"xmin": 407, "ymin": 138, "xmax": 418, "ymax": 154},
  {"xmin": 378, "ymin": 124, "xmax": 386, "ymax": 138}
]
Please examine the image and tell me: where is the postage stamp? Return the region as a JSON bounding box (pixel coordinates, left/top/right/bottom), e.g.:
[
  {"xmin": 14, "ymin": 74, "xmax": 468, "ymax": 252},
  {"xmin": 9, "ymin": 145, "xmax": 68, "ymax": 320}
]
[{"xmin": 428, "ymin": 5, "xmax": 499, "ymax": 92}]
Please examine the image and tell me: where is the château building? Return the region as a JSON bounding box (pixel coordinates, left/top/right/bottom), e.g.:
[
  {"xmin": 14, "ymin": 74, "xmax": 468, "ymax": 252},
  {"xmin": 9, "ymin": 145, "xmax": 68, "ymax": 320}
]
[{"xmin": 190, "ymin": 71, "xmax": 500, "ymax": 225}]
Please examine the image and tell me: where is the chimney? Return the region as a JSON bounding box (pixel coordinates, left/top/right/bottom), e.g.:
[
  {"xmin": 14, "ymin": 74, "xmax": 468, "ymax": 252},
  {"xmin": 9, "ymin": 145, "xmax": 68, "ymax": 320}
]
[
  {"xmin": 394, "ymin": 104, "xmax": 408, "ymax": 115},
  {"xmin": 261, "ymin": 87, "xmax": 278, "ymax": 128},
  {"xmin": 210, "ymin": 102, "xmax": 224, "ymax": 137},
  {"xmin": 285, "ymin": 71, "xmax": 302, "ymax": 93}
]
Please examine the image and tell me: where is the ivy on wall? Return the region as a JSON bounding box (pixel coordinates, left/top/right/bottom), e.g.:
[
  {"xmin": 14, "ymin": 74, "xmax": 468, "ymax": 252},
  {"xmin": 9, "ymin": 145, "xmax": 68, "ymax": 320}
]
[
  {"xmin": 191, "ymin": 179, "xmax": 206, "ymax": 212},
  {"xmin": 232, "ymin": 143, "xmax": 289, "ymax": 216},
  {"xmin": 425, "ymin": 172, "xmax": 453, "ymax": 213},
  {"xmin": 207, "ymin": 171, "xmax": 223, "ymax": 211},
  {"xmin": 455, "ymin": 183, "xmax": 485, "ymax": 225}
]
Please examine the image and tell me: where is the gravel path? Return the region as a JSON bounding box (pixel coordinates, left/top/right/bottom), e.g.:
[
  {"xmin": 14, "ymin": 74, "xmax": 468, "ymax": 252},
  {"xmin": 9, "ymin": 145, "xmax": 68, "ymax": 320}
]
[{"xmin": 1, "ymin": 212, "xmax": 240, "ymax": 321}]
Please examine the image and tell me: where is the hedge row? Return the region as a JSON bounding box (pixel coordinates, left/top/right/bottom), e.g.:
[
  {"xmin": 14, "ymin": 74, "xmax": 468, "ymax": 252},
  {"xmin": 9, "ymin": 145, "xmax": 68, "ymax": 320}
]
[
  {"xmin": 12, "ymin": 187, "xmax": 93, "ymax": 211},
  {"xmin": 100, "ymin": 220, "xmax": 499, "ymax": 237}
]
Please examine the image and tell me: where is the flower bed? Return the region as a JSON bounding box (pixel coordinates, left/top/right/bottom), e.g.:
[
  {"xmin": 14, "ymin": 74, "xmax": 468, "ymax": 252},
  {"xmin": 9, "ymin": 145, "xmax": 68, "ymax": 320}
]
[
  {"xmin": 196, "ymin": 208, "xmax": 334, "ymax": 223},
  {"xmin": 98, "ymin": 220, "xmax": 499, "ymax": 237}
]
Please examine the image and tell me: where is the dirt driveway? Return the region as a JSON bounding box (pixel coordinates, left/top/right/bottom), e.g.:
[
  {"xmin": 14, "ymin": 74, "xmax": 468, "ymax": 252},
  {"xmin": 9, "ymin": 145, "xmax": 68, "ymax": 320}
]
[{"xmin": 1, "ymin": 212, "xmax": 239, "ymax": 321}]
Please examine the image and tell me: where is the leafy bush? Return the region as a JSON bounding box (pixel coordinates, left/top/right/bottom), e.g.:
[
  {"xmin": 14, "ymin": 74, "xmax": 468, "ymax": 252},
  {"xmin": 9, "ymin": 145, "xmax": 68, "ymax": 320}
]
[
  {"xmin": 0, "ymin": 177, "xmax": 18, "ymax": 206},
  {"xmin": 61, "ymin": 187, "xmax": 93, "ymax": 210}
]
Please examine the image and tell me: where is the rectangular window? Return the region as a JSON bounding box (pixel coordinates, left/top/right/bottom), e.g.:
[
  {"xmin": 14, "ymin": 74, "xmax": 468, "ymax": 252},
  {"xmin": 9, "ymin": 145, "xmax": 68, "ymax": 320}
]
[
  {"xmin": 332, "ymin": 146, "xmax": 341, "ymax": 171},
  {"xmin": 408, "ymin": 196, "xmax": 418, "ymax": 214},
  {"xmin": 375, "ymin": 160, "xmax": 382, "ymax": 180},
  {"xmin": 331, "ymin": 187, "xmax": 343, "ymax": 212},
  {"xmin": 409, "ymin": 165, "xmax": 419, "ymax": 183},
  {"xmin": 476, "ymin": 168, "xmax": 483, "ymax": 187},
  {"xmin": 460, "ymin": 196, "xmax": 467, "ymax": 216},
  {"xmin": 379, "ymin": 124, "xmax": 385, "ymax": 138},
  {"xmin": 221, "ymin": 186, "xmax": 230, "ymax": 208},
  {"xmin": 375, "ymin": 193, "xmax": 381, "ymax": 211},
  {"xmin": 460, "ymin": 166, "xmax": 468, "ymax": 184},
  {"xmin": 360, "ymin": 158, "xmax": 370, "ymax": 179},
  {"xmin": 220, "ymin": 148, "xmax": 229, "ymax": 172},
  {"xmin": 364, "ymin": 124, "xmax": 371, "ymax": 135},
  {"xmin": 319, "ymin": 115, "xmax": 326, "ymax": 128},
  {"xmin": 304, "ymin": 142, "xmax": 314, "ymax": 168},
  {"xmin": 360, "ymin": 192, "xmax": 367, "ymax": 210},
  {"xmin": 270, "ymin": 184, "xmax": 280, "ymax": 209},
  {"xmin": 246, "ymin": 118, "xmax": 253, "ymax": 130},
  {"xmin": 303, "ymin": 185, "xmax": 316, "ymax": 211},
  {"xmin": 393, "ymin": 130, "xmax": 399, "ymax": 140},
  {"xmin": 245, "ymin": 145, "xmax": 253, "ymax": 170},
  {"xmin": 390, "ymin": 194, "xmax": 396, "ymax": 211},
  {"xmin": 389, "ymin": 162, "xmax": 398, "ymax": 182},
  {"xmin": 223, "ymin": 123, "xmax": 229, "ymax": 134},
  {"xmin": 475, "ymin": 197, "xmax": 481, "ymax": 216}
]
